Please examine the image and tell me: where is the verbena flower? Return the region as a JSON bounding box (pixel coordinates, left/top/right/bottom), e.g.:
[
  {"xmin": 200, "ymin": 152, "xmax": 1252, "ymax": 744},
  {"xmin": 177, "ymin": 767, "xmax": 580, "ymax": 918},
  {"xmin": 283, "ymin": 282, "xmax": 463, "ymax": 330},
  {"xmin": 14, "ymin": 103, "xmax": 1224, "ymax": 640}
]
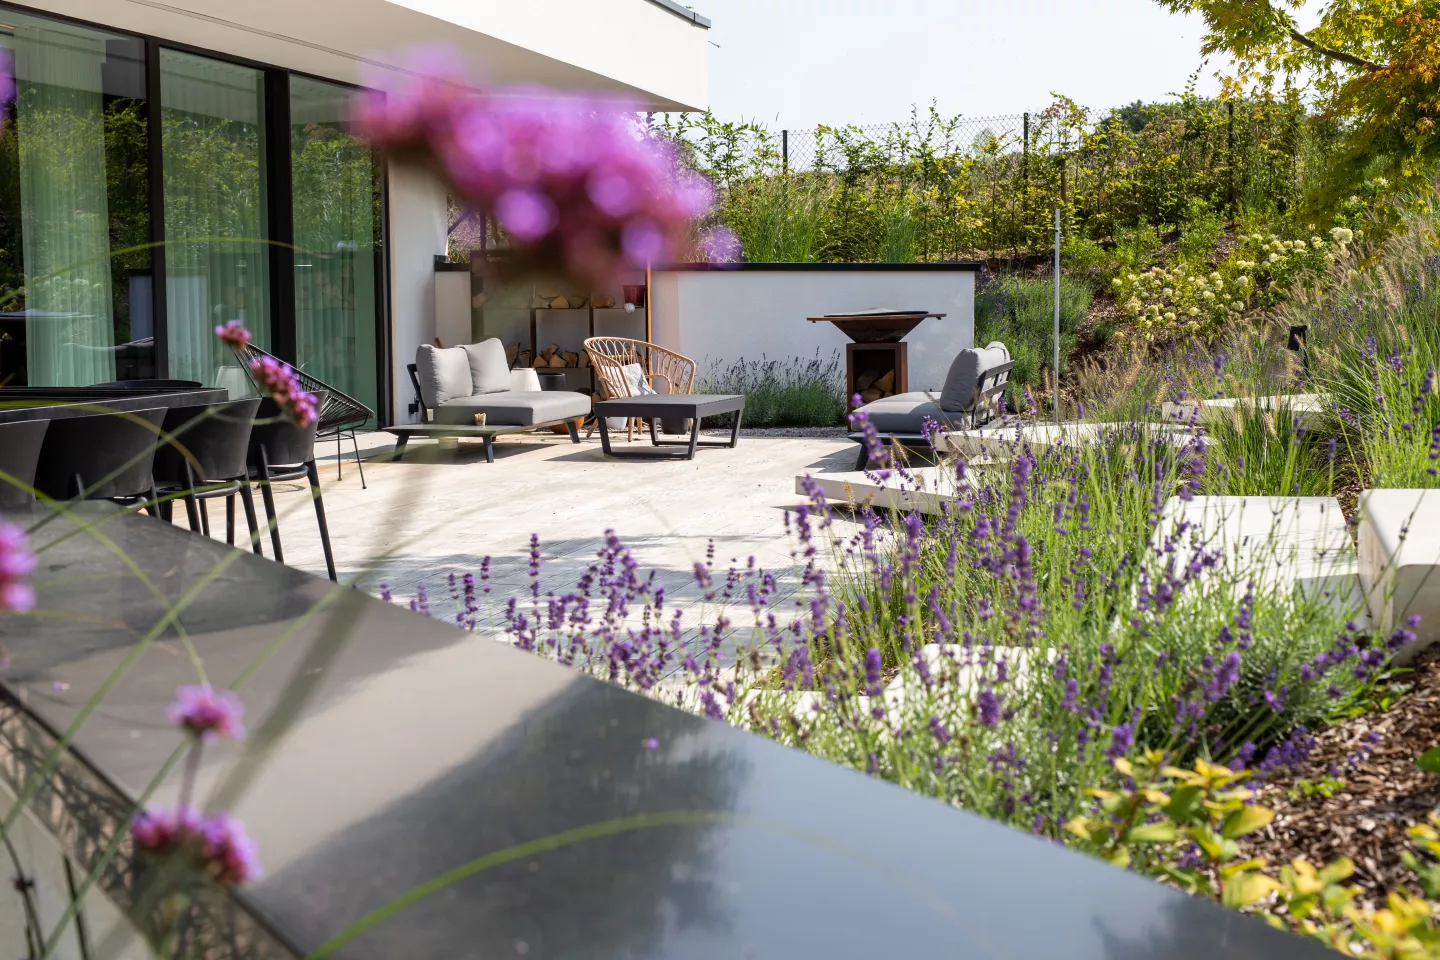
[
  {"xmin": 356, "ymin": 52, "xmax": 714, "ymax": 287},
  {"xmin": 0, "ymin": 521, "xmax": 36, "ymax": 613},
  {"xmin": 249, "ymin": 356, "xmax": 319, "ymax": 428},
  {"xmin": 214, "ymin": 319, "xmax": 251, "ymax": 348},
  {"xmin": 168, "ymin": 684, "xmax": 246, "ymax": 741},
  {"xmin": 130, "ymin": 807, "xmax": 262, "ymax": 886}
]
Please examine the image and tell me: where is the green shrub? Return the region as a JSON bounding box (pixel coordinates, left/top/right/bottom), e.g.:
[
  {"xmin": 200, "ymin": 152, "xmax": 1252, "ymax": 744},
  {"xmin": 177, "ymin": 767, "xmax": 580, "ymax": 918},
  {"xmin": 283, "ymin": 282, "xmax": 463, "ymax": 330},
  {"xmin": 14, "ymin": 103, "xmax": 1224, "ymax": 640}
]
[{"xmin": 724, "ymin": 177, "xmax": 829, "ymax": 263}]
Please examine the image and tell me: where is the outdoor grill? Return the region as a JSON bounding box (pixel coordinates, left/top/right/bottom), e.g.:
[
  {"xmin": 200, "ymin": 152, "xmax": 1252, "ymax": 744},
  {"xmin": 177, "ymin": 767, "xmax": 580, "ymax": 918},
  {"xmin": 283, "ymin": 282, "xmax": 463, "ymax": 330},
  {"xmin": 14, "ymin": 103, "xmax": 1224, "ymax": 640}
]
[{"xmin": 806, "ymin": 309, "xmax": 945, "ymax": 408}]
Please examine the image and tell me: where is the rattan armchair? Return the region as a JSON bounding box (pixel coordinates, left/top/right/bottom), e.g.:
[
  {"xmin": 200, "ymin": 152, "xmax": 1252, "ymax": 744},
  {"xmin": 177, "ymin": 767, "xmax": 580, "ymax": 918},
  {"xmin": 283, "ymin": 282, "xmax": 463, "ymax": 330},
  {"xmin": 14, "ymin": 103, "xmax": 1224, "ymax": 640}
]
[
  {"xmin": 583, "ymin": 337, "xmax": 696, "ymax": 441},
  {"xmin": 229, "ymin": 342, "xmax": 375, "ymax": 488}
]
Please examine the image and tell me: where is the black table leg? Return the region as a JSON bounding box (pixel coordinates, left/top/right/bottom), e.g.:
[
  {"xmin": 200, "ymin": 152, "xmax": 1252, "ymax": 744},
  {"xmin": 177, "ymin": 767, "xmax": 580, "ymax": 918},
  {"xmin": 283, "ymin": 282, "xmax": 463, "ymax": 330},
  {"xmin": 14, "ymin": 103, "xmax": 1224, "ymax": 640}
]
[
  {"xmin": 598, "ymin": 416, "xmax": 614, "ymax": 456},
  {"xmin": 483, "ymin": 435, "xmax": 495, "ymax": 464},
  {"xmin": 649, "ymin": 417, "xmax": 660, "ymax": 446},
  {"xmin": 393, "ymin": 435, "xmax": 408, "ymax": 461},
  {"xmin": 729, "ymin": 407, "xmax": 743, "ymax": 448},
  {"xmin": 686, "ymin": 414, "xmax": 701, "ymax": 460}
]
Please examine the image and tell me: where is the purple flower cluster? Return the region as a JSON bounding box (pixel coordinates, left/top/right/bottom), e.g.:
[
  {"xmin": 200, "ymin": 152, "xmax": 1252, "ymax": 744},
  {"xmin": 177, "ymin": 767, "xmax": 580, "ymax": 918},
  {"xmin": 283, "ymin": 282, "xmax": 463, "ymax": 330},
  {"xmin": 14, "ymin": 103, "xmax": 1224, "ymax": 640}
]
[
  {"xmin": 214, "ymin": 319, "xmax": 251, "ymax": 349},
  {"xmin": 249, "ymin": 356, "xmax": 319, "ymax": 428},
  {"xmin": 356, "ymin": 50, "xmax": 717, "ymax": 286},
  {"xmin": 168, "ymin": 684, "xmax": 246, "ymax": 741},
  {"xmin": 130, "ymin": 806, "xmax": 261, "ymax": 886},
  {"xmin": 0, "ymin": 521, "xmax": 35, "ymax": 613}
]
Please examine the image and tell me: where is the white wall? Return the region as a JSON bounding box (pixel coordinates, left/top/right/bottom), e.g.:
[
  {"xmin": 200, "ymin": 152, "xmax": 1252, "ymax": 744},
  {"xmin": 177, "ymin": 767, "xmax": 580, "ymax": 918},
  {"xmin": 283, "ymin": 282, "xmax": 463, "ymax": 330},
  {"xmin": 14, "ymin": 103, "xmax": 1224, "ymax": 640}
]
[
  {"xmin": 387, "ymin": 163, "xmax": 449, "ymax": 424},
  {"xmin": 651, "ymin": 269, "xmax": 977, "ymax": 393}
]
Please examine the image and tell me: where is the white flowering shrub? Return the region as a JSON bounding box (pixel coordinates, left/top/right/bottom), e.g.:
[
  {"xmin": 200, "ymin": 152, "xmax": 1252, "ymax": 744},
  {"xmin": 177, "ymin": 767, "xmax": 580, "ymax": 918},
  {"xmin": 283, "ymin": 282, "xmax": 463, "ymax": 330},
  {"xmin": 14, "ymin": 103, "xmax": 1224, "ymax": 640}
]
[{"xmin": 1113, "ymin": 226, "xmax": 1355, "ymax": 340}]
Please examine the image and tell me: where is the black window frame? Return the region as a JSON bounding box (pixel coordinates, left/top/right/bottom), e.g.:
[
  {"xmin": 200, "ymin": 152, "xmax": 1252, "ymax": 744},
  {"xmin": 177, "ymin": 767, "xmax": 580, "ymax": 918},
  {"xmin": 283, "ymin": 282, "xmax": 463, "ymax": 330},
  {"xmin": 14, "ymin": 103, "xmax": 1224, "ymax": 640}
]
[{"xmin": 0, "ymin": 0, "xmax": 393, "ymax": 423}]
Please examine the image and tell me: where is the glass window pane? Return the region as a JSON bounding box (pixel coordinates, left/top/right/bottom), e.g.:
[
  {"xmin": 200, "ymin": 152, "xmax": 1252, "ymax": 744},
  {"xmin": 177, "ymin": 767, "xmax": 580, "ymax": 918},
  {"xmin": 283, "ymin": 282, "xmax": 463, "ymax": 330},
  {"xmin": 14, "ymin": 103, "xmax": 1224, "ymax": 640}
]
[
  {"xmin": 290, "ymin": 76, "xmax": 379, "ymax": 421},
  {"xmin": 0, "ymin": 10, "xmax": 150, "ymax": 387},
  {"xmin": 160, "ymin": 48, "xmax": 268, "ymax": 388}
]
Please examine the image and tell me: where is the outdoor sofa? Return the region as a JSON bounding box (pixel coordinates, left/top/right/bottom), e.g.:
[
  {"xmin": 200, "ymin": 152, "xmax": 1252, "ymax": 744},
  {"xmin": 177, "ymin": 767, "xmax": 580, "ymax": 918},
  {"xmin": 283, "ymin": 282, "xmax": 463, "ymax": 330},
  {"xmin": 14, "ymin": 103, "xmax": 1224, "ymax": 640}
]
[
  {"xmin": 387, "ymin": 339, "xmax": 592, "ymax": 462},
  {"xmin": 851, "ymin": 341, "xmax": 1012, "ymax": 469}
]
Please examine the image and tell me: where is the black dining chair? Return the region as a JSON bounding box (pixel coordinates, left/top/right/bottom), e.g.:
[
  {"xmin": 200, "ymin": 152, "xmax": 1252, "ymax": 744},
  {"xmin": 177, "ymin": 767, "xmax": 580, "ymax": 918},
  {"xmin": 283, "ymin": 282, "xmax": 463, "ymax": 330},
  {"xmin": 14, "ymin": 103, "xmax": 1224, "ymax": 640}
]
[
  {"xmin": 247, "ymin": 393, "xmax": 336, "ymax": 582},
  {"xmin": 153, "ymin": 399, "xmax": 263, "ymax": 552},
  {"xmin": 32, "ymin": 407, "xmax": 167, "ymax": 511},
  {"xmin": 0, "ymin": 419, "xmax": 49, "ymax": 512}
]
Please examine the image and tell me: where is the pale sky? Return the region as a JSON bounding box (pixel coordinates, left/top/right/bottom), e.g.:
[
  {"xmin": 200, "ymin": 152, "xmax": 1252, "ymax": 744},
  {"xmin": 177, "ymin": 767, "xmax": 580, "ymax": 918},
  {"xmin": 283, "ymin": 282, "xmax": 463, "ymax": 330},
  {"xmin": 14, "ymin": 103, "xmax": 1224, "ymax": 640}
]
[{"xmin": 696, "ymin": 0, "xmax": 1228, "ymax": 128}]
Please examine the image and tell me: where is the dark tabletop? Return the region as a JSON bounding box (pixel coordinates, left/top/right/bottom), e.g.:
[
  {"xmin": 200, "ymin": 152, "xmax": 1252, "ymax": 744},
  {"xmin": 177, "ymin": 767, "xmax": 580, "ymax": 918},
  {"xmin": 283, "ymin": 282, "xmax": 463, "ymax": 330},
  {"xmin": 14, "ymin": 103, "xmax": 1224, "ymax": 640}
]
[
  {"xmin": 0, "ymin": 508, "xmax": 1331, "ymax": 960},
  {"xmin": 594, "ymin": 393, "xmax": 745, "ymax": 417}
]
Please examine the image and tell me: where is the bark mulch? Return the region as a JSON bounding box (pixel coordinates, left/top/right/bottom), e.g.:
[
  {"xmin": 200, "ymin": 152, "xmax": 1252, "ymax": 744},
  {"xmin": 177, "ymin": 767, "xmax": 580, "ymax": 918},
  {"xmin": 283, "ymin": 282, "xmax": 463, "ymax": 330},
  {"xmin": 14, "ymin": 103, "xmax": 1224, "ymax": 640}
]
[{"xmin": 1241, "ymin": 649, "xmax": 1440, "ymax": 904}]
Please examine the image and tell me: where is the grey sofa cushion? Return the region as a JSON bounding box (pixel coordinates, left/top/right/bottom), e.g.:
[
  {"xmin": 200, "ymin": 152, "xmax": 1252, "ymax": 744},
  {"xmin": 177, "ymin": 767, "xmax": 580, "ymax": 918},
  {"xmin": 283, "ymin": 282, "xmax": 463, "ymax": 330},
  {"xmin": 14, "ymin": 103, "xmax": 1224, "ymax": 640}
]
[
  {"xmin": 415, "ymin": 344, "xmax": 473, "ymax": 409},
  {"xmin": 433, "ymin": 390, "xmax": 591, "ymax": 426},
  {"xmin": 463, "ymin": 338, "xmax": 511, "ymax": 394},
  {"xmin": 939, "ymin": 341, "xmax": 1011, "ymax": 413}
]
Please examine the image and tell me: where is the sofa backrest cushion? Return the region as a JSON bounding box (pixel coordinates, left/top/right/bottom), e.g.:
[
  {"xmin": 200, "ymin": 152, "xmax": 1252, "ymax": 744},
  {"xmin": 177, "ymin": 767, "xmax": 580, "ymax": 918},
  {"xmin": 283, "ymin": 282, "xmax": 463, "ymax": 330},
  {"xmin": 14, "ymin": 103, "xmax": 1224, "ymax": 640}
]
[
  {"xmin": 414, "ymin": 344, "xmax": 473, "ymax": 409},
  {"xmin": 938, "ymin": 341, "xmax": 1010, "ymax": 413},
  {"xmin": 463, "ymin": 338, "xmax": 511, "ymax": 395}
]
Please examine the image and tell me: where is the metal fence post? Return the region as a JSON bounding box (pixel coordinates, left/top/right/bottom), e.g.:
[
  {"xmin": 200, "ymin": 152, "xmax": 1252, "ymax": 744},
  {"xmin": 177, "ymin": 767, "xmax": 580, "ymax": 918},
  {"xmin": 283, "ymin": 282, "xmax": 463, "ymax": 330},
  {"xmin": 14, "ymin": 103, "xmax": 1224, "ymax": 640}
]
[
  {"xmin": 782, "ymin": 129, "xmax": 789, "ymax": 175},
  {"xmin": 1227, "ymin": 101, "xmax": 1236, "ymax": 217}
]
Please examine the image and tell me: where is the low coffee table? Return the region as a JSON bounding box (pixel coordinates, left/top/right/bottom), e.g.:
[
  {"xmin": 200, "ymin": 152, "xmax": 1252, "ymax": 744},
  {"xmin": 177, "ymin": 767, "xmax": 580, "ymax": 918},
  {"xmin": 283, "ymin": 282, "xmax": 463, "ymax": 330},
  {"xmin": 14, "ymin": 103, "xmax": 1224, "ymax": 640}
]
[{"xmin": 594, "ymin": 394, "xmax": 745, "ymax": 460}]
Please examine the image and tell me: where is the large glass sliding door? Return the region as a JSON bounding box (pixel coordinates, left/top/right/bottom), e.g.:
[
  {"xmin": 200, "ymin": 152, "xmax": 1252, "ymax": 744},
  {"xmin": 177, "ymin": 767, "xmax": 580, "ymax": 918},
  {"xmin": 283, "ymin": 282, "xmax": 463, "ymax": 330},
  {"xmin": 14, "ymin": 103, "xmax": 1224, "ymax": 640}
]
[
  {"xmin": 0, "ymin": 10, "xmax": 151, "ymax": 386},
  {"xmin": 289, "ymin": 76, "xmax": 380, "ymax": 420},
  {"xmin": 159, "ymin": 49, "xmax": 269, "ymax": 387}
]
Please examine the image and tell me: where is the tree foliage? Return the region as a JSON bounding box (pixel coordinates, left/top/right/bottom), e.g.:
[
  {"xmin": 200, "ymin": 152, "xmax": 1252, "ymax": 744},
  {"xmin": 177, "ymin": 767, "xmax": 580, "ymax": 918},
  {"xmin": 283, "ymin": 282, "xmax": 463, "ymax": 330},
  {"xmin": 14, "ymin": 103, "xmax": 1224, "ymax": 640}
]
[{"xmin": 1155, "ymin": 0, "xmax": 1440, "ymax": 212}]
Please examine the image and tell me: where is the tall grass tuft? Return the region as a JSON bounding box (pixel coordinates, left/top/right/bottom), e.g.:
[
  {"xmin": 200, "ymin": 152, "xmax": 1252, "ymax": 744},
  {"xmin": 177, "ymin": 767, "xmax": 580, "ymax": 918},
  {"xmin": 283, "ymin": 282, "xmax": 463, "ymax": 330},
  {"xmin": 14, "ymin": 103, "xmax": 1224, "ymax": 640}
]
[{"xmin": 724, "ymin": 176, "xmax": 829, "ymax": 263}]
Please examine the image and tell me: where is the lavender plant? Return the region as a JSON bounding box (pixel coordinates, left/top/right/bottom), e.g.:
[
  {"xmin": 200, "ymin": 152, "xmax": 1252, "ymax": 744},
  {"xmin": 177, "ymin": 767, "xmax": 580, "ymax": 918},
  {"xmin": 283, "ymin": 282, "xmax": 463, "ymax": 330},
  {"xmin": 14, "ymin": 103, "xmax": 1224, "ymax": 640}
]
[{"xmin": 697, "ymin": 352, "xmax": 847, "ymax": 428}]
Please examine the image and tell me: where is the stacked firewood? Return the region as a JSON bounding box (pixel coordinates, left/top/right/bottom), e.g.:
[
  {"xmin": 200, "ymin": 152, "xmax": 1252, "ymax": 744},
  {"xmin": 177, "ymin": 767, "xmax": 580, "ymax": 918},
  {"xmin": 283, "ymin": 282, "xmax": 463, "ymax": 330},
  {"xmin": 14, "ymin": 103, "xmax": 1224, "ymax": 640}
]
[
  {"xmin": 505, "ymin": 342, "xmax": 584, "ymax": 369},
  {"xmin": 854, "ymin": 369, "xmax": 896, "ymax": 404}
]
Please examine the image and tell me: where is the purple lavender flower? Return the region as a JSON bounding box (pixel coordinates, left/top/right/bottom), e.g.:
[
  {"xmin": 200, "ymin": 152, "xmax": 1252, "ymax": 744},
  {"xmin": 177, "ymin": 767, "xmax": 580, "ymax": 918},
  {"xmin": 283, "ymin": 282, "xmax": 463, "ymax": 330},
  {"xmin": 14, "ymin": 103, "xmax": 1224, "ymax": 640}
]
[
  {"xmin": 977, "ymin": 689, "xmax": 1001, "ymax": 728},
  {"xmin": 168, "ymin": 685, "xmax": 246, "ymax": 741},
  {"xmin": 0, "ymin": 522, "xmax": 36, "ymax": 613}
]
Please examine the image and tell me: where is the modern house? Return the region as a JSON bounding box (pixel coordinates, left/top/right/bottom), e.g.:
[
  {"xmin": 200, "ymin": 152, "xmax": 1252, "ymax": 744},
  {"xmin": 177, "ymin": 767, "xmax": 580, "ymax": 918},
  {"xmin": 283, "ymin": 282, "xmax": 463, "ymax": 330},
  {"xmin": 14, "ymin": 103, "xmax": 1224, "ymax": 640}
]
[{"xmin": 0, "ymin": 0, "xmax": 710, "ymax": 422}]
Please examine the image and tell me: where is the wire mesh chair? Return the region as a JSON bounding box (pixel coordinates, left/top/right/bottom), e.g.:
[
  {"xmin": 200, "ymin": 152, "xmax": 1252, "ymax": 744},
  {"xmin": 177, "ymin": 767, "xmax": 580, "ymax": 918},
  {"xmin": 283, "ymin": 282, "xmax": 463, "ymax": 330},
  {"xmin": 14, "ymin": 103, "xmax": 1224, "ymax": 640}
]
[
  {"xmin": 229, "ymin": 342, "xmax": 375, "ymax": 488},
  {"xmin": 582, "ymin": 337, "xmax": 696, "ymax": 441}
]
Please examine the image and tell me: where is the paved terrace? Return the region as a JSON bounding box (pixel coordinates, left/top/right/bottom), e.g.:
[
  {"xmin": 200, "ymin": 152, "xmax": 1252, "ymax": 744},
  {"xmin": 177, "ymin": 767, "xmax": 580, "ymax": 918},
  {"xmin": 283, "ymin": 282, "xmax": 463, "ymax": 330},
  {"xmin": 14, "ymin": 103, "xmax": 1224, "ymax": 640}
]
[{"xmin": 228, "ymin": 429, "xmax": 860, "ymax": 648}]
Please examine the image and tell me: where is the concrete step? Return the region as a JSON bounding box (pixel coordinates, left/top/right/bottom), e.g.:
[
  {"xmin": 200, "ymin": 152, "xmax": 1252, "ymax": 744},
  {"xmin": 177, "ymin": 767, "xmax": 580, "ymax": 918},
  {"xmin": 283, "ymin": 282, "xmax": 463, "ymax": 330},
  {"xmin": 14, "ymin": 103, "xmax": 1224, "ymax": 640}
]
[
  {"xmin": 1157, "ymin": 495, "xmax": 1363, "ymax": 618},
  {"xmin": 1159, "ymin": 393, "xmax": 1326, "ymax": 430},
  {"xmin": 1358, "ymin": 489, "xmax": 1440, "ymax": 663}
]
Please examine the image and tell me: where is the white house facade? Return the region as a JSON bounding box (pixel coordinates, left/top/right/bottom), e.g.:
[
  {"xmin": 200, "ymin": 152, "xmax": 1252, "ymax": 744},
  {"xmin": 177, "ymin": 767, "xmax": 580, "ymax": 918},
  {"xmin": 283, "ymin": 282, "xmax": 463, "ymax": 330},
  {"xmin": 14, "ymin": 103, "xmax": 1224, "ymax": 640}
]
[{"xmin": 0, "ymin": 0, "xmax": 710, "ymax": 421}]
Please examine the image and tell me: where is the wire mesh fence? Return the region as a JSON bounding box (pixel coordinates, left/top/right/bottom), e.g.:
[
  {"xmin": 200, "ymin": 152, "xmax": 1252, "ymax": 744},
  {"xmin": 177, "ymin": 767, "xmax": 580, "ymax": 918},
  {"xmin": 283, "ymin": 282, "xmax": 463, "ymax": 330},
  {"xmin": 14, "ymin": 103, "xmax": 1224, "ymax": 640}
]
[{"xmin": 656, "ymin": 100, "xmax": 1330, "ymax": 261}]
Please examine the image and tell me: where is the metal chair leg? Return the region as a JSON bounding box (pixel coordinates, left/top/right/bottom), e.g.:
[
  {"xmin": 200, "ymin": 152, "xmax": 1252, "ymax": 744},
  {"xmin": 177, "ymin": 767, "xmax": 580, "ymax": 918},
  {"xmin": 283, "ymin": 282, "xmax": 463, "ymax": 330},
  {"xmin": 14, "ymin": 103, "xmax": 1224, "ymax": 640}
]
[
  {"xmin": 199, "ymin": 499, "xmax": 211, "ymax": 538},
  {"xmin": 336, "ymin": 434, "xmax": 344, "ymax": 482},
  {"xmin": 351, "ymin": 431, "xmax": 367, "ymax": 489},
  {"xmin": 305, "ymin": 460, "xmax": 337, "ymax": 582},
  {"xmin": 238, "ymin": 481, "xmax": 262, "ymax": 556},
  {"xmin": 258, "ymin": 450, "xmax": 284, "ymax": 563},
  {"xmin": 182, "ymin": 463, "xmax": 201, "ymax": 533},
  {"xmin": 226, "ymin": 495, "xmax": 236, "ymax": 545},
  {"xmin": 566, "ymin": 420, "xmax": 580, "ymax": 444}
]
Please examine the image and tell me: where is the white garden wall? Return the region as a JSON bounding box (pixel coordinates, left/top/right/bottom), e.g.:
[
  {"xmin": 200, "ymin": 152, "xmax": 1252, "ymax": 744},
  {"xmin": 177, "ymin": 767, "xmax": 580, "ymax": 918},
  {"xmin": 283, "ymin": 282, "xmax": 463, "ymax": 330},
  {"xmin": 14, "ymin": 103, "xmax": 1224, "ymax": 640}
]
[{"xmin": 649, "ymin": 265, "xmax": 979, "ymax": 392}]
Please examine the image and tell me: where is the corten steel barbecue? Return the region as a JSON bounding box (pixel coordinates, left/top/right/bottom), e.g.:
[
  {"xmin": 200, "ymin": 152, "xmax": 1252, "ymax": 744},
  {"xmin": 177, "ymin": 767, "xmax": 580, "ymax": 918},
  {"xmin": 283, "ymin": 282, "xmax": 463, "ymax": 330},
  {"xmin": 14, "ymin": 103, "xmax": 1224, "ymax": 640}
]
[{"xmin": 806, "ymin": 310, "xmax": 945, "ymax": 409}]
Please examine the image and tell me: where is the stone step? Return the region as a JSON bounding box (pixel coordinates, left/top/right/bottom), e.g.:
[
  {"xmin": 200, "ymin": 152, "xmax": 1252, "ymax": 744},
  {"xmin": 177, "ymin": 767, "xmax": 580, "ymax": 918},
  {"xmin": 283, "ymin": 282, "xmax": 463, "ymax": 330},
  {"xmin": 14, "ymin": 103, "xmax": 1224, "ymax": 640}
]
[
  {"xmin": 1157, "ymin": 495, "xmax": 1364, "ymax": 618},
  {"xmin": 1358, "ymin": 489, "xmax": 1440, "ymax": 663},
  {"xmin": 939, "ymin": 421, "xmax": 1192, "ymax": 459},
  {"xmin": 1159, "ymin": 393, "xmax": 1326, "ymax": 430},
  {"xmin": 796, "ymin": 467, "xmax": 967, "ymax": 516}
]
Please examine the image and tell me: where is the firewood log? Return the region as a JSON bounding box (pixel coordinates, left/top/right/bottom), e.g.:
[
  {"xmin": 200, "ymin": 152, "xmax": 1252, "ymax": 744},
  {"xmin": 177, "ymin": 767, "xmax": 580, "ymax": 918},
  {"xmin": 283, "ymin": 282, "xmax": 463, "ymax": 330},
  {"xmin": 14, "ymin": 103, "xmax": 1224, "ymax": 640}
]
[{"xmin": 874, "ymin": 370, "xmax": 896, "ymax": 393}]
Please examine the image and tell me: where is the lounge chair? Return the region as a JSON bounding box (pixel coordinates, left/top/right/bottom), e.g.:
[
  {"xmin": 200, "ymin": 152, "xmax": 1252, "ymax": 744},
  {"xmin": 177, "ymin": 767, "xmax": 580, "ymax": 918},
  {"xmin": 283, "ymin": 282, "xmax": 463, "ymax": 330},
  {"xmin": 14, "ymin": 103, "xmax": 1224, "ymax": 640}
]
[{"xmin": 850, "ymin": 341, "xmax": 1012, "ymax": 469}]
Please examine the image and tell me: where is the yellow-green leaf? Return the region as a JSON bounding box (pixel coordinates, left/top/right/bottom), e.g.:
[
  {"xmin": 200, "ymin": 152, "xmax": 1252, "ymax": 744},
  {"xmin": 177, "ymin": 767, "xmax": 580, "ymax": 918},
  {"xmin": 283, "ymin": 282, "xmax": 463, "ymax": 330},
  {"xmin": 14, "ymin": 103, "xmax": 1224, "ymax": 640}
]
[
  {"xmin": 1127, "ymin": 822, "xmax": 1179, "ymax": 843},
  {"xmin": 1223, "ymin": 871, "xmax": 1278, "ymax": 909},
  {"xmin": 1222, "ymin": 804, "xmax": 1274, "ymax": 839}
]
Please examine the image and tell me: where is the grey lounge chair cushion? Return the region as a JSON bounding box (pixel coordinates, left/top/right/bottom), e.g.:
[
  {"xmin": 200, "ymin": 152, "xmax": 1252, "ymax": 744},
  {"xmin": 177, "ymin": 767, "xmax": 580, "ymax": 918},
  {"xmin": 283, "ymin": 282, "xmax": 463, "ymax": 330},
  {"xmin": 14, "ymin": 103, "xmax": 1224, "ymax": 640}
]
[
  {"xmin": 939, "ymin": 341, "xmax": 1010, "ymax": 413},
  {"xmin": 859, "ymin": 394, "xmax": 949, "ymax": 435},
  {"xmin": 415, "ymin": 344, "xmax": 473, "ymax": 408},
  {"xmin": 463, "ymin": 338, "xmax": 511, "ymax": 395},
  {"xmin": 432, "ymin": 390, "xmax": 591, "ymax": 426}
]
